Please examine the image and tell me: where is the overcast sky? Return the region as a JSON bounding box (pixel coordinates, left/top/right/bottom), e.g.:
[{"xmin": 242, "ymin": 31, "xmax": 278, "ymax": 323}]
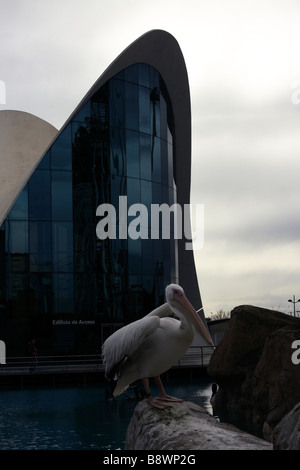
[{"xmin": 1, "ymin": 0, "xmax": 300, "ymax": 316}]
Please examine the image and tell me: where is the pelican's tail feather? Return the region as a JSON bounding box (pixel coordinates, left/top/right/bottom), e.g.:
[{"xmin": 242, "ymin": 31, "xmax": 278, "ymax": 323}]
[{"xmin": 113, "ymin": 380, "xmax": 130, "ymax": 398}]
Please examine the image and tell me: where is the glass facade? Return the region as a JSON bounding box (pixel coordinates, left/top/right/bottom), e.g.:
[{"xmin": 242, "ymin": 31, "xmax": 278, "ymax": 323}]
[{"xmin": 0, "ymin": 64, "xmax": 179, "ymax": 355}]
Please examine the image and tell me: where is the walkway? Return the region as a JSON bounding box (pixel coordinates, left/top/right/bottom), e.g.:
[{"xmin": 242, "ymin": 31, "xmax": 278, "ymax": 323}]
[{"xmin": 0, "ymin": 346, "xmax": 215, "ymax": 387}]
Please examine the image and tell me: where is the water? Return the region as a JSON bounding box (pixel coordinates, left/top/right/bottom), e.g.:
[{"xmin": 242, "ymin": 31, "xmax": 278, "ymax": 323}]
[{"xmin": 0, "ymin": 377, "xmax": 214, "ymax": 450}]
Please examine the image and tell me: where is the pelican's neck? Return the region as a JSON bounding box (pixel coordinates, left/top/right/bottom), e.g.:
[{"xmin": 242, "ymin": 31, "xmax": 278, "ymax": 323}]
[{"xmin": 168, "ymin": 303, "xmax": 190, "ymax": 330}]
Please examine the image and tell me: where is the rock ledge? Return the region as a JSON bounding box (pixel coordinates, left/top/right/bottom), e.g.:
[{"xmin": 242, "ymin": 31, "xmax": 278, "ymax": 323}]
[{"xmin": 125, "ymin": 400, "xmax": 272, "ymax": 450}]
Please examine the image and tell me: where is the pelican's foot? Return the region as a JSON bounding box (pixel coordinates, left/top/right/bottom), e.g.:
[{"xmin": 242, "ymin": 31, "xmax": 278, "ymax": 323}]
[
  {"xmin": 146, "ymin": 396, "xmax": 173, "ymax": 409},
  {"xmin": 157, "ymin": 394, "xmax": 183, "ymax": 403}
]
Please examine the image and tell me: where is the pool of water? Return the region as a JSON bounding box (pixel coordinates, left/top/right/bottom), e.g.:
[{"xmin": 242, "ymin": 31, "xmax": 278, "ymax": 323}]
[{"xmin": 0, "ymin": 377, "xmax": 214, "ymax": 450}]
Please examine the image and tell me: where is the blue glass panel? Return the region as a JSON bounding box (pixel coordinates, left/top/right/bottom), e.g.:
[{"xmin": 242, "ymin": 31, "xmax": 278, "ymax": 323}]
[
  {"xmin": 53, "ymin": 273, "xmax": 74, "ymax": 314},
  {"xmin": 138, "ymin": 64, "xmax": 149, "ymax": 87},
  {"xmin": 128, "ymin": 275, "xmax": 143, "ymax": 318},
  {"xmin": 9, "ymin": 185, "xmax": 28, "ymax": 220},
  {"xmin": 110, "ymin": 127, "xmax": 126, "ymax": 176},
  {"xmin": 125, "ymin": 65, "xmax": 138, "ymax": 84},
  {"xmin": 172, "ymin": 238, "xmax": 179, "ymax": 280},
  {"xmin": 168, "ymin": 140, "xmax": 174, "ymax": 188},
  {"xmin": 142, "ymin": 238, "xmax": 154, "ymax": 275},
  {"xmin": 150, "ymin": 89, "xmax": 160, "ymax": 138},
  {"xmin": 168, "ymin": 185, "xmax": 176, "ymax": 207},
  {"xmin": 29, "ymin": 221, "xmax": 52, "ymax": 272},
  {"xmin": 125, "ymin": 83, "xmax": 139, "ymax": 131},
  {"xmin": 8, "ymin": 221, "xmax": 28, "ymax": 272},
  {"xmin": 72, "ymin": 121, "xmax": 88, "ymax": 139},
  {"xmin": 52, "ymin": 221, "xmax": 73, "ymax": 272},
  {"xmin": 51, "ymin": 171, "xmax": 73, "ymax": 221},
  {"xmin": 127, "ymin": 177, "xmax": 140, "ymax": 207},
  {"xmin": 163, "ymin": 239, "xmax": 171, "ymax": 277},
  {"xmin": 36, "ymin": 150, "xmax": 51, "ymax": 170},
  {"xmin": 161, "ymin": 185, "xmax": 169, "ymax": 205},
  {"xmin": 140, "ymin": 133, "xmax": 151, "ymax": 180},
  {"xmin": 109, "ymin": 79, "xmax": 125, "ymax": 129},
  {"xmin": 74, "ymin": 223, "xmax": 94, "ymax": 272},
  {"xmin": 142, "ymin": 274, "xmax": 155, "ymax": 313},
  {"xmin": 153, "ymin": 241, "xmax": 163, "ymax": 270},
  {"xmin": 160, "ymin": 95, "xmax": 167, "ymax": 142},
  {"xmin": 9, "ymin": 273, "xmax": 29, "ymax": 315},
  {"xmin": 152, "ymin": 182, "xmax": 162, "ymax": 205},
  {"xmin": 126, "ymin": 130, "xmax": 140, "ymax": 178},
  {"xmin": 72, "ymin": 100, "xmax": 91, "ymax": 123},
  {"xmin": 140, "ymin": 180, "xmax": 152, "ymax": 210},
  {"xmin": 143, "ymin": 275, "xmax": 154, "ymax": 295},
  {"xmin": 150, "ymin": 67, "xmax": 160, "ymax": 90},
  {"xmin": 110, "ymin": 176, "xmax": 126, "ymax": 209},
  {"xmin": 29, "ymin": 170, "xmax": 51, "ymax": 220},
  {"xmin": 139, "ymin": 87, "xmax": 151, "ymax": 134},
  {"xmin": 128, "ymin": 238, "xmax": 142, "ymax": 275},
  {"xmin": 74, "ymin": 272, "xmax": 96, "ymax": 314},
  {"xmin": 152, "ymin": 137, "xmax": 161, "ymax": 183},
  {"xmin": 30, "ymin": 273, "xmax": 52, "ymax": 314},
  {"xmin": 51, "ymin": 125, "xmax": 72, "ymax": 170},
  {"xmin": 9, "ymin": 221, "xmax": 28, "ymax": 253},
  {"xmin": 114, "ymin": 70, "xmax": 125, "ymax": 81},
  {"xmin": 160, "ymin": 139, "xmax": 168, "ymax": 186}
]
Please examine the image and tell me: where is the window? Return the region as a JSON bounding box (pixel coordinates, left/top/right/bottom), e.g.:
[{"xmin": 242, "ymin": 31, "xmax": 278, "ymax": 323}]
[
  {"xmin": 29, "ymin": 170, "xmax": 51, "ymax": 220},
  {"xmin": 30, "ymin": 273, "xmax": 52, "ymax": 314},
  {"xmin": 109, "ymin": 79, "xmax": 125, "ymax": 129},
  {"xmin": 139, "ymin": 87, "xmax": 151, "ymax": 134},
  {"xmin": 51, "ymin": 171, "xmax": 73, "ymax": 221},
  {"xmin": 30, "ymin": 221, "xmax": 52, "ymax": 272},
  {"xmin": 126, "ymin": 130, "xmax": 140, "ymax": 178},
  {"xmin": 36, "ymin": 150, "xmax": 50, "ymax": 170},
  {"xmin": 125, "ymin": 83, "xmax": 139, "ymax": 131},
  {"xmin": 140, "ymin": 133, "xmax": 151, "ymax": 180},
  {"xmin": 9, "ymin": 186, "xmax": 28, "ymax": 220},
  {"xmin": 53, "ymin": 273, "xmax": 74, "ymax": 314},
  {"xmin": 52, "ymin": 222, "xmax": 73, "ymax": 272},
  {"xmin": 51, "ymin": 126, "xmax": 72, "ymax": 170}
]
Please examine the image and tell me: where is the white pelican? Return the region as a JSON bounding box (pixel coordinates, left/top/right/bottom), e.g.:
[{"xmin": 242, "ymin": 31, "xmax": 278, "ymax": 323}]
[{"xmin": 102, "ymin": 284, "xmax": 213, "ymax": 408}]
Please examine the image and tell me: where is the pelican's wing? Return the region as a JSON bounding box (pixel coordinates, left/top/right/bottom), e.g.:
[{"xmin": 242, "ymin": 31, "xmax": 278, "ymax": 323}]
[{"xmin": 102, "ymin": 315, "xmax": 160, "ymax": 379}]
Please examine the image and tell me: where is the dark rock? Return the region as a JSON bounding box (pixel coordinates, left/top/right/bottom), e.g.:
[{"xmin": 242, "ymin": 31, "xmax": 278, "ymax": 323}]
[
  {"xmin": 125, "ymin": 400, "xmax": 272, "ymax": 450},
  {"xmin": 207, "ymin": 305, "xmax": 300, "ymax": 440},
  {"xmin": 272, "ymin": 402, "xmax": 300, "ymax": 449}
]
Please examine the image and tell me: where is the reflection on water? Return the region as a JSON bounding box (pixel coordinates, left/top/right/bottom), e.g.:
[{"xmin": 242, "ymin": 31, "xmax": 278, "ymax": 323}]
[{"xmin": 0, "ymin": 377, "xmax": 213, "ymax": 450}]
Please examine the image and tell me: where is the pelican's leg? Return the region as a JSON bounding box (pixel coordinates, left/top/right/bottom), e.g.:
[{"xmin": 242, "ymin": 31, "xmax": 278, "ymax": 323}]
[
  {"xmin": 142, "ymin": 378, "xmax": 172, "ymax": 409},
  {"xmin": 154, "ymin": 376, "xmax": 183, "ymax": 403}
]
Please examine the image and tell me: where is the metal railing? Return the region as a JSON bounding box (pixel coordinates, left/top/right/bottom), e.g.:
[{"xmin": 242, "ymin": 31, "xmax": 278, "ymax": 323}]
[
  {"xmin": 176, "ymin": 346, "xmax": 215, "ymax": 368},
  {"xmin": 0, "ymin": 346, "xmax": 215, "ymax": 377},
  {"xmin": 0, "ymin": 354, "xmax": 103, "ymax": 376}
]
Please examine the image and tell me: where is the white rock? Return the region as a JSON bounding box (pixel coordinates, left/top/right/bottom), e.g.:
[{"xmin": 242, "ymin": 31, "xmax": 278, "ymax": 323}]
[{"xmin": 126, "ymin": 400, "xmax": 273, "ymax": 450}]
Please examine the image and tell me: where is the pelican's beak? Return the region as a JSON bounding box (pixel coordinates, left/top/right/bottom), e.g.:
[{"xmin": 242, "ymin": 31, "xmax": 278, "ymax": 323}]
[{"xmin": 176, "ymin": 294, "xmax": 214, "ymax": 346}]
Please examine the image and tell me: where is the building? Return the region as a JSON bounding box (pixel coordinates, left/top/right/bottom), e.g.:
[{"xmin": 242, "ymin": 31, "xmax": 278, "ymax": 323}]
[
  {"xmin": 207, "ymin": 318, "xmax": 231, "ymax": 346},
  {"xmin": 0, "ymin": 30, "xmax": 205, "ymax": 356}
]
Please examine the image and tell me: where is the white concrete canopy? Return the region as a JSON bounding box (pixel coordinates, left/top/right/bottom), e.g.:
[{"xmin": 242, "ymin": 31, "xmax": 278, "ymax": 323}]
[{"xmin": 0, "ymin": 110, "xmax": 58, "ymax": 225}]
